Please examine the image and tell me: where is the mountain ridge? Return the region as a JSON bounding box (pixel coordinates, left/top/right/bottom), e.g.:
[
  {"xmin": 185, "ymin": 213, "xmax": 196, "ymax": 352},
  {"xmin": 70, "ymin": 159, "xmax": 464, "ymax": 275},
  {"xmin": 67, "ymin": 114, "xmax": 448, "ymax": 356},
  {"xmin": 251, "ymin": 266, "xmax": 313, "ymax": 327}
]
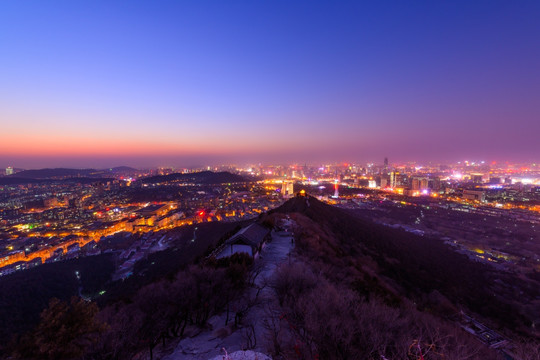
[
  {"xmin": 141, "ymin": 171, "xmax": 251, "ymax": 184},
  {"xmin": 269, "ymin": 195, "xmax": 538, "ymax": 336}
]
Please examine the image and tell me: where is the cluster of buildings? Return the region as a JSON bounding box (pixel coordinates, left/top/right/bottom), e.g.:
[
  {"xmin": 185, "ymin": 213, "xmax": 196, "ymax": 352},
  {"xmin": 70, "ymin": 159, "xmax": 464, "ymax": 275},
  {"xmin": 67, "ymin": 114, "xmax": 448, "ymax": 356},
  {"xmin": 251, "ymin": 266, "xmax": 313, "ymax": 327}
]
[
  {"xmin": 250, "ymin": 159, "xmax": 540, "ymax": 210},
  {"xmin": 0, "ymin": 169, "xmax": 290, "ymax": 276},
  {"xmin": 1, "ymin": 159, "xmax": 539, "ymax": 276}
]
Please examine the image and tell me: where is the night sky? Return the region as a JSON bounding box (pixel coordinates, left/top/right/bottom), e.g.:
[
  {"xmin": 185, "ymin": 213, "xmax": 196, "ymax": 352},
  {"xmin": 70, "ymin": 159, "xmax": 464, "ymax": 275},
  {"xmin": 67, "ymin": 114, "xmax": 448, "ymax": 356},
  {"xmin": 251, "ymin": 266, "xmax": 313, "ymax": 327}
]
[{"xmin": 1, "ymin": 1, "xmax": 539, "ymax": 168}]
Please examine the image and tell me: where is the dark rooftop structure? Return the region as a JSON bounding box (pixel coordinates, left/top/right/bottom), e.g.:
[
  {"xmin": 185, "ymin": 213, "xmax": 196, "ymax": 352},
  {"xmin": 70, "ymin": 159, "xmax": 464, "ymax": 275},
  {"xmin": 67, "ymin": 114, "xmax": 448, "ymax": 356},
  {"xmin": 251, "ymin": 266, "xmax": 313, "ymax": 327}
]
[
  {"xmin": 134, "ymin": 204, "xmax": 168, "ymax": 217},
  {"xmin": 217, "ymin": 223, "xmax": 270, "ymax": 259},
  {"xmin": 226, "ymin": 223, "xmax": 269, "ymax": 248}
]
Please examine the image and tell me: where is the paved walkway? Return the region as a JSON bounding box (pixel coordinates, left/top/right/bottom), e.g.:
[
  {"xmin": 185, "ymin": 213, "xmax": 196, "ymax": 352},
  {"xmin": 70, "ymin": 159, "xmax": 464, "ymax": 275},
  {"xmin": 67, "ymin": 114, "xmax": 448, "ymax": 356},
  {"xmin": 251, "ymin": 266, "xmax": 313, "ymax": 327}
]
[{"xmin": 163, "ymin": 221, "xmax": 295, "ymax": 360}]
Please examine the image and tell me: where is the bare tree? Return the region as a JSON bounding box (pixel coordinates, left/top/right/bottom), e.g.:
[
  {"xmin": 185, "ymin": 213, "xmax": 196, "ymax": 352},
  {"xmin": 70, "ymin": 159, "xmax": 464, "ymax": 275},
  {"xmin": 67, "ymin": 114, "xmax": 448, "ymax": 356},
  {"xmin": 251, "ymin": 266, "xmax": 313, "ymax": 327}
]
[
  {"xmin": 242, "ymin": 324, "xmax": 257, "ymax": 350},
  {"xmin": 267, "ymin": 261, "xmax": 499, "ymax": 360},
  {"xmin": 511, "ymin": 339, "xmax": 540, "ymax": 360},
  {"xmin": 16, "ymin": 297, "xmax": 106, "ymax": 360}
]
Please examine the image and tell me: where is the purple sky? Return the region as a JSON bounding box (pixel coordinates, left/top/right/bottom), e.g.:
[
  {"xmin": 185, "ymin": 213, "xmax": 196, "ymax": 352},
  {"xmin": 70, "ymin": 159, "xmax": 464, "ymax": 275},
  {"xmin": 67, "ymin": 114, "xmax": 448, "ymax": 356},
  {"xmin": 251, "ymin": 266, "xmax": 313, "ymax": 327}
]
[{"xmin": 1, "ymin": 1, "xmax": 539, "ymax": 168}]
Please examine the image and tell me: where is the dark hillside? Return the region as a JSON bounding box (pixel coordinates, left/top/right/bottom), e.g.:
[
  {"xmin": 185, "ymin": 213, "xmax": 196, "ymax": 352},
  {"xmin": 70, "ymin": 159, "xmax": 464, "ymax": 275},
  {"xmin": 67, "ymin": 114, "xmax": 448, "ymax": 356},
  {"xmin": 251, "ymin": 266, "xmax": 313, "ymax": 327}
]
[
  {"xmin": 271, "ymin": 195, "xmax": 539, "ymax": 335},
  {"xmin": 109, "ymin": 166, "xmax": 138, "ymax": 173},
  {"xmin": 0, "ymin": 177, "xmax": 114, "ymax": 185},
  {"xmin": 0, "ymin": 177, "xmax": 42, "ymax": 185},
  {"xmin": 11, "ymin": 168, "xmax": 106, "ymax": 179},
  {"xmin": 0, "ymin": 254, "xmax": 115, "ymax": 342},
  {"xmin": 141, "ymin": 171, "xmax": 250, "ymax": 184},
  {"xmin": 98, "ymin": 220, "xmax": 249, "ymax": 305}
]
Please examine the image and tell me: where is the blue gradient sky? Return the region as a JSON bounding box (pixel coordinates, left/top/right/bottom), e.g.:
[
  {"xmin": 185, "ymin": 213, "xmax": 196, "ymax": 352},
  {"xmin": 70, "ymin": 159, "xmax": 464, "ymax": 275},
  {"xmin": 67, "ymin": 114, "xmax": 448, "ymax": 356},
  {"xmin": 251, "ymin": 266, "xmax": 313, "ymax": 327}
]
[{"xmin": 1, "ymin": 1, "xmax": 539, "ymax": 168}]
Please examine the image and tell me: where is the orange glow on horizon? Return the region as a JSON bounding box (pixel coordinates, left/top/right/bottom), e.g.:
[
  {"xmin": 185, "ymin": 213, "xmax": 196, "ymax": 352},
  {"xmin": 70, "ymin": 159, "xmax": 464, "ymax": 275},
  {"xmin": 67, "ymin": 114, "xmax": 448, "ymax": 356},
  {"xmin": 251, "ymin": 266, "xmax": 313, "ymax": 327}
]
[{"xmin": 0, "ymin": 133, "xmax": 314, "ymax": 159}]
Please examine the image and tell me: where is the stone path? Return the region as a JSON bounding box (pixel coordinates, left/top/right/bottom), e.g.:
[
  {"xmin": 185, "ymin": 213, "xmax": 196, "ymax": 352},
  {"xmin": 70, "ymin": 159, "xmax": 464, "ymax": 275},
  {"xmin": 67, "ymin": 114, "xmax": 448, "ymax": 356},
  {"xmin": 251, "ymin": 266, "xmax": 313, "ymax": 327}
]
[{"xmin": 163, "ymin": 221, "xmax": 295, "ymax": 360}]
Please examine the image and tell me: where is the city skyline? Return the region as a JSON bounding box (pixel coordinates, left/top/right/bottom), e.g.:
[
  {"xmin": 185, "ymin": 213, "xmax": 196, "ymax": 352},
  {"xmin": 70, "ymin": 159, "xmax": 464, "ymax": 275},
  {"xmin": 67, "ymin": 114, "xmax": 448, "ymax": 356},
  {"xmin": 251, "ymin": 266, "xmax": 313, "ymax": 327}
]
[
  {"xmin": 2, "ymin": 157, "xmax": 539, "ymax": 172},
  {"xmin": 1, "ymin": 1, "xmax": 540, "ymax": 168}
]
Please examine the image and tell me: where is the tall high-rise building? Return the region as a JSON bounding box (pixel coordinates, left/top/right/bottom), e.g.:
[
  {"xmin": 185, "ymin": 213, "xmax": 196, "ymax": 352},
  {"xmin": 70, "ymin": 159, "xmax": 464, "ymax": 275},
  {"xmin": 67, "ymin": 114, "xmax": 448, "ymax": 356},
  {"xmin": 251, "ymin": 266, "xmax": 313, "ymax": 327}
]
[
  {"xmin": 471, "ymin": 174, "xmax": 483, "ymax": 184},
  {"xmin": 411, "ymin": 177, "xmax": 429, "ymax": 191},
  {"xmin": 5, "ymin": 167, "xmax": 13, "ymax": 176},
  {"xmin": 281, "ymin": 181, "xmax": 294, "ymax": 198},
  {"xmin": 390, "ymin": 171, "xmax": 399, "ymax": 188}
]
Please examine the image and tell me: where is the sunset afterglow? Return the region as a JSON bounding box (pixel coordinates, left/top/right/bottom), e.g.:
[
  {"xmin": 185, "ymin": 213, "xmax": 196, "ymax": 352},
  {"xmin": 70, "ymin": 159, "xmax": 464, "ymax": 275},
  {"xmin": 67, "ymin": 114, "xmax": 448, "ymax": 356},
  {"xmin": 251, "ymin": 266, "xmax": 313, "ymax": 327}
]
[{"xmin": 1, "ymin": 1, "xmax": 540, "ymax": 168}]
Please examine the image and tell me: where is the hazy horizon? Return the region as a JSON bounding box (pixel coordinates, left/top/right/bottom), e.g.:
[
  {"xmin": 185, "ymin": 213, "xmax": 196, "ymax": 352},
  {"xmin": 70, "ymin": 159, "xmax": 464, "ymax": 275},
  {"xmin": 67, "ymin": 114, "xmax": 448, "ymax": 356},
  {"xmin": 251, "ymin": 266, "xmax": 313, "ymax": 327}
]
[
  {"xmin": 1, "ymin": 152, "xmax": 538, "ymax": 171},
  {"xmin": 1, "ymin": 1, "xmax": 539, "ymax": 168}
]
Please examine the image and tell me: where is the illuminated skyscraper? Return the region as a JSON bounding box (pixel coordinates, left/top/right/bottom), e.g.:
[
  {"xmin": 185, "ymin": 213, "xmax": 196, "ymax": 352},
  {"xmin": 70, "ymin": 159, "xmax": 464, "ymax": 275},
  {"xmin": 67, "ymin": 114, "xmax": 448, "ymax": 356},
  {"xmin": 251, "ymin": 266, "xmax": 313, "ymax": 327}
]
[
  {"xmin": 412, "ymin": 177, "xmax": 428, "ymax": 190},
  {"xmin": 333, "ymin": 180, "xmax": 339, "ymax": 198},
  {"xmin": 5, "ymin": 167, "xmax": 13, "ymax": 176},
  {"xmin": 390, "ymin": 171, "xmax": 399, "ymax": 188},
  {"xmin": 282, "ymin": 181, "xmax": 294, "ymax": 198}
]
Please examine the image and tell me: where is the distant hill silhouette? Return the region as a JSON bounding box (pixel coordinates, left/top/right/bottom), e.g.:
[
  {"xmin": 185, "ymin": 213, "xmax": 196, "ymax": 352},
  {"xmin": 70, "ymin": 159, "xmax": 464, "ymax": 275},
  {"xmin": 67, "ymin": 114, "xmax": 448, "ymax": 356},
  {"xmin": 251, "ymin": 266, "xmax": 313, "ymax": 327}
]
[
  {"xmin": 0, "ymin": 177, "xmax": 43, "ymax": 185},
  {"xmin": 141, "ymin": 171, "xmax": 250, "ymax": 184},
  {"xmin": 109, "ymin": 166, "xmax": 139, "ymax": 173},
  {"xmin": 0, "ymin": 177, "xmax": 113, "ymax": 185},
  {"xmin": 4, "ymin": 167, "xmax": 139, "ymax": 182},
  {"xmin": 11, "ymin": 168, "xmax": 106, "ymax": 179}
]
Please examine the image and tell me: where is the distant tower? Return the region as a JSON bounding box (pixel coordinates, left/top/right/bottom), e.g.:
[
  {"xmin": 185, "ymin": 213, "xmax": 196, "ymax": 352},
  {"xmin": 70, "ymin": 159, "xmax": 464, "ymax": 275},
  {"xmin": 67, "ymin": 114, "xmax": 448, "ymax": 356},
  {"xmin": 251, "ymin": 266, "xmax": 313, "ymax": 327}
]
[
  {"xmin": 5, "ymin": 167, "xmax": 13, "ymax": 176},
  {"xmin": 384, "ymin": 157, "xmax": 388, "ymax": 167},
  {"xmin": 333, "ymin": 180, "xmax": 339, "ymax": 198}
]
